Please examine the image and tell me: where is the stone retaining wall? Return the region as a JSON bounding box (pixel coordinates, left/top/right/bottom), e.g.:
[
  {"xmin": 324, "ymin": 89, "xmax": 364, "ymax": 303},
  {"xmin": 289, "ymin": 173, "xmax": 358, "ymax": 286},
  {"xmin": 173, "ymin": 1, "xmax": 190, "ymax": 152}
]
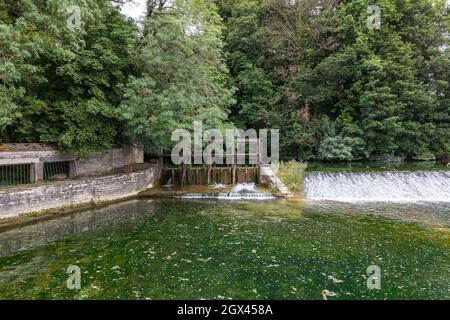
[{"xmin": 0, "ymin": 165, "xmax": 160, "ymax": 218}]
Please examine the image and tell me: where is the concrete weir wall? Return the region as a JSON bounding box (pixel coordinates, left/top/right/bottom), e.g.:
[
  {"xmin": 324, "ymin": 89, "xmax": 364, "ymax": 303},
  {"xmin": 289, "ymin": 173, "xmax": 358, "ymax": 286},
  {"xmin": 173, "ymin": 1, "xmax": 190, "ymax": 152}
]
[
  {"xmin": 0, "ymin": 165, "xmax": 160, "ymax": 218},
  {"xmin": 259, "ymin": 165, "xmax": 289, "ymax": 195}
]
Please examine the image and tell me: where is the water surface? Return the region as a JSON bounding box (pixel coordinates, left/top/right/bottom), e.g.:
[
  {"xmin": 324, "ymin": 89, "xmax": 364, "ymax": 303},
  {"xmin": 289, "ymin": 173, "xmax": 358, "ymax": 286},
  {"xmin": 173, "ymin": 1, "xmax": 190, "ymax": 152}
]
[{"xmin": 0, "ymin": 198, "xmax": 448, "ymax": 300}]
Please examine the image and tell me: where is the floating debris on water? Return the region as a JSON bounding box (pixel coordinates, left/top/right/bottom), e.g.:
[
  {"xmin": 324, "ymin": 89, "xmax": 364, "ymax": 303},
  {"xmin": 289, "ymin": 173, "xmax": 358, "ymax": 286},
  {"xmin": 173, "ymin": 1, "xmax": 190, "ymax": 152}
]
[
  {"xmin": 321, "ymin": 290, "xmax": 337, "ymax": 300},
  {"xmin": 328, "ymin": 275, "xmax": 343, "ymax": 283}
]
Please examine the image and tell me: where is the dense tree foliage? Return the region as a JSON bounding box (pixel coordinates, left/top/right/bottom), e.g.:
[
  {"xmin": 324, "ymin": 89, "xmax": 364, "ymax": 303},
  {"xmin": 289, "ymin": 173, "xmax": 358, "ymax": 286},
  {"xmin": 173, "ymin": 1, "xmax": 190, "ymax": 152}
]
[
  {"xmin": 119, "ymin": 0, "xmax": 235, "ymax": 153},
  {"xmin": 1, "ymin": 0, "xmax": 449, "ymax": 161},
  {"xmin": 217, "ymin": 0, "xmax": 449, "ymax": 161},
  {"xmin": 0, "ymin": 0, "xmax": 137, "ymax": 156}
]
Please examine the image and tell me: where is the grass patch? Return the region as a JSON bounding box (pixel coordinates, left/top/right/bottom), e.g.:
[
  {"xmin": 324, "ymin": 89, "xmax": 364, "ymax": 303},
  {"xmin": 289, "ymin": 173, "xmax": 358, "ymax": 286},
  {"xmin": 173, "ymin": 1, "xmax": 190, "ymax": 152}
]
[{"xmin": 272, "ymin": 161, "xmax": 307, "ymax": 194}]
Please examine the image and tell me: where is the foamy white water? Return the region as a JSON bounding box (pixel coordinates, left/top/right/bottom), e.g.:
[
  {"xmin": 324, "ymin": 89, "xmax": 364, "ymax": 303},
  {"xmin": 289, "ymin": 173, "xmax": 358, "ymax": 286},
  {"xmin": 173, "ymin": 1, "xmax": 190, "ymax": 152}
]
[
  {"xmin": 179, "ymin": 183, "xmax": 274, "ymax": 200},
  {"xmin": 304, "ymin": 171, "xmax": 450, "ymax": 202},
  {"xmin": 179, "ymin": 192, "xmax": 275, "ymax": 200},
  {"xmin": 231, "ymin": 183, "xmax": 257, "ymax": 193}
]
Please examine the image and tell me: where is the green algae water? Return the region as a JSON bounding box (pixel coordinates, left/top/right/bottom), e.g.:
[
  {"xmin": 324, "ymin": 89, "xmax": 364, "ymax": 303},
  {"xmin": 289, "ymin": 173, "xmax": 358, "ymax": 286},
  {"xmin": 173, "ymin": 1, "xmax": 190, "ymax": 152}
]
[{"xmin": 0, "ymin": 198, "xmax": 449, "ymax": 300}]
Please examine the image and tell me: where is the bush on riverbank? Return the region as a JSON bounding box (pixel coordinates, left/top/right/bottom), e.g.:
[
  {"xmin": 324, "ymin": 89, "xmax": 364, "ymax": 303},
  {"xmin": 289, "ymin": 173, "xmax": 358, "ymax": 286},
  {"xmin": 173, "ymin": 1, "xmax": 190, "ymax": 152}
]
[{"xmin": 273, "ymin": 161, "xmax": 307, "ymax": 194}]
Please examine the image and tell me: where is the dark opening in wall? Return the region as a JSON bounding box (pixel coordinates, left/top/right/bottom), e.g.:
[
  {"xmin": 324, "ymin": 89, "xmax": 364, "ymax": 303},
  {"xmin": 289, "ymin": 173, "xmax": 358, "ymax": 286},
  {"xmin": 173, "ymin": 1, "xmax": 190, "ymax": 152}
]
[
  {"xmin": 43, "ymin": 161, "xmax": 72, "ymax": 181},
  {"xmin": 0, "ymin": 164, "xmax": 32, "ymax": 187}
]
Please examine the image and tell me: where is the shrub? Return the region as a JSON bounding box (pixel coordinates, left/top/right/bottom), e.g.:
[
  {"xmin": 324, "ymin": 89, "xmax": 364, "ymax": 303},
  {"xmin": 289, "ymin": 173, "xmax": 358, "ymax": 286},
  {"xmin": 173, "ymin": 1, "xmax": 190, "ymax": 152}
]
[
  {"xmin": 318, "ymin": 135, "xmax": 365, "ymax": 161},
  {"xmin": 273, "ymin": 160, "xmax": 307, "ymax": 194}
]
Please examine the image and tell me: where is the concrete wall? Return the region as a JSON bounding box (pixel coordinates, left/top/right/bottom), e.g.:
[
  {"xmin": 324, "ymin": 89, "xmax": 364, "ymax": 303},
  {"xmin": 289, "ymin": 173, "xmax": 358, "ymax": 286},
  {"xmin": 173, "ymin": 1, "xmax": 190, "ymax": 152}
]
[
  {"xmin": 0, "ymin": 144, "xmax": 144, "ymax": 181},
  {"xmin": 0, "ymin": 165, "xmax": 161, "ymax": 218},
  {"xmin": 259, "ymin": 165, "xmax": 289, "ymax": 195},
  {"xmin": 76, "ymin": 146, "xmax": 144, "ymax": 176}
]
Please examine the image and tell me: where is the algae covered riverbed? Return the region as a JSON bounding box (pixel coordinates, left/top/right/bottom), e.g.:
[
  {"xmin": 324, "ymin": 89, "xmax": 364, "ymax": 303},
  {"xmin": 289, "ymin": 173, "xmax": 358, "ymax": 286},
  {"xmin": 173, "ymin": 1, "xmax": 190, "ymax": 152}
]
[{"xmin": 0, "ymin": 198, "xmax": 448, "ymax": 300}]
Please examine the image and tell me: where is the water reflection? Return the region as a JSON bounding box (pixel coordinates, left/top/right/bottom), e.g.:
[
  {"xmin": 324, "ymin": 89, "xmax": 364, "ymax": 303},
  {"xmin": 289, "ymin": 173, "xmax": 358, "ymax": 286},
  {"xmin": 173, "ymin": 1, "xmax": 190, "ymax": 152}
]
[{"xmin": 0, "ymin": 200, "xmax": 157, "ymax": 257}]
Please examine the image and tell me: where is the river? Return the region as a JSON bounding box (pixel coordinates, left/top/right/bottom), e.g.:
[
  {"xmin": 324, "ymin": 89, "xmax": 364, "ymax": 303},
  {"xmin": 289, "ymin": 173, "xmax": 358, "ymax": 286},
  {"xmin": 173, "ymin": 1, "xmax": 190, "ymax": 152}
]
[{"xmin": 0, "ymin": 167, "xmax": 448, "ymax": 299}]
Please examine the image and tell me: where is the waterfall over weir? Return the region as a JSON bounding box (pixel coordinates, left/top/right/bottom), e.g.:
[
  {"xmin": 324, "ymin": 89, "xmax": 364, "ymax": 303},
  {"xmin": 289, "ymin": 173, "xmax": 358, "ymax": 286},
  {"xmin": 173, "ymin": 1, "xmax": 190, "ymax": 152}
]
[
  {"xmin": 304, "ymin": 171, "xmax": 450, "ymax": 202},
  {"xmin": 162, "ymin": 167, "xmax": 259, "ymax": 187},
  {"xmin": 178, "ymin": 183, "xmax": 275, "ymax": 200}
]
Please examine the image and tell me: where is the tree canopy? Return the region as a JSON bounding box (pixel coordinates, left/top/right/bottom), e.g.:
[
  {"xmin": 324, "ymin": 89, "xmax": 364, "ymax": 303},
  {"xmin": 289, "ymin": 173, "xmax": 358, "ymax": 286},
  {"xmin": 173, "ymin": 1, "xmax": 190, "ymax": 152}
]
[
  {"xmin": 1, "ymin": 0, "xmax": 449, "ymax": 161},
  {"xmin": 119, "ymin": 0, "xmax": 235, "ymax": 153},
  {"xmin": 1, "ymin": 0, "xmax": 137, "ymax": 156},
  {"xmin": 216, "ymin": 0, "xmax": 449, "ymax": 161}
]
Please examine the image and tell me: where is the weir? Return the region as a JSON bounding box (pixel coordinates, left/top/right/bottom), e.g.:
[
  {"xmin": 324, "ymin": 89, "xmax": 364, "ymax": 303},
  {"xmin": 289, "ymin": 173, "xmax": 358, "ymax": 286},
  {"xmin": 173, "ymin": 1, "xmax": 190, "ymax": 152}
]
[
  {"xmin": 161, "ymin": 136, "xmax": 263, "ymax": 187},
  {"xmin": 179, "ymin": 183, "xmax": 275, "ymax": 200},
  {"xmin": 154, "ymin": 136, "xmax": 287, "ymax": 198},
  {"xmin": 304, "ymin": 170, "xmax": 450, "ymax": 202},
  {"xmin": 161, "ymin": 166, "xmax": 259, "ymax": 187},
  {"xmin": 159, "ymin": 135, "xmax": 288, "ymax": 195}
]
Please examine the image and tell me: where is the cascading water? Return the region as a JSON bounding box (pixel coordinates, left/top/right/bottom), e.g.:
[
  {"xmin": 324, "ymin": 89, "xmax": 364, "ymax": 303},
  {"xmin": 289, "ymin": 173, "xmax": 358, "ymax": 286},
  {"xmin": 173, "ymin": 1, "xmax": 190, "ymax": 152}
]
[
  {"xmin": 163, "ymin": 178, "xmax": 173, "ymax": 188},
  {"xmin": 304, "ymin": 171, "xmax": 450, "ymax": 202},
  {"xmin": 179, "ymin": 182, "xmax": 275, "ymax": 200},
  {"xmin": 231, "ymin": 182, "xmax": 257, "ymax": 193},
  {"xmin": 213, "ymin": 183, "xmax": 226, "ymax": 189}
]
